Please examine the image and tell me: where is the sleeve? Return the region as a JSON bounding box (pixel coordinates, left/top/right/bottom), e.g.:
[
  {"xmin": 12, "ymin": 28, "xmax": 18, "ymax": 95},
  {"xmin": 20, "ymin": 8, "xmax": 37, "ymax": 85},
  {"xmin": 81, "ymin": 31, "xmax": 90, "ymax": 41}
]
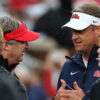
[
  {"xmin": 0, "ymin": 77, "xmax": 19, "ymax": 100},
  {"xmin": 90, "ymin": 78, "xmax": 100, "ymax": 100},
  {"xmin": 57, "ymin": 62, "xmax": 68, "ymax": 90},
  {"xmin": 43, "ymin": 69, "xmax": 56, "ymax": 97}
]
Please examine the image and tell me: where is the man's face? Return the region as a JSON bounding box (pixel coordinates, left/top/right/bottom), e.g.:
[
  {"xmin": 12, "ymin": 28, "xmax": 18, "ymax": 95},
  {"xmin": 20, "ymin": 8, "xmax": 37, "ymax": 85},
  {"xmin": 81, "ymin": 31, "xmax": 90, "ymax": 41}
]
[
  {"xmin": 3, "ymin": 40, "xmax": 29, "ymax": 66},
  {"xmin": 72, "ymin": 26, "xmax": 97, "ymax": 54}
]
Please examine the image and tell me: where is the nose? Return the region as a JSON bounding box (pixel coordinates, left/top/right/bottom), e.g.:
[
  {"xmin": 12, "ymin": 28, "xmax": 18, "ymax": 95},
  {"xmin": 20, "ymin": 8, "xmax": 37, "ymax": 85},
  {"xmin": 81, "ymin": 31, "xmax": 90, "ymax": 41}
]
[{"xmin": 72, "ymin": 32, "xmax": 79, "ymax": 41}]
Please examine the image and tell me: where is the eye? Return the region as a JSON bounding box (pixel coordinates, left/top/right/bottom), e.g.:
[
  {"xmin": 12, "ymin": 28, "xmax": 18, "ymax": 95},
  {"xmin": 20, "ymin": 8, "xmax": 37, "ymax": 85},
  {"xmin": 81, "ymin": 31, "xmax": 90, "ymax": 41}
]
[{"xmin": 72, "ymin": 29, "xmax": 83, "ymax": 34}]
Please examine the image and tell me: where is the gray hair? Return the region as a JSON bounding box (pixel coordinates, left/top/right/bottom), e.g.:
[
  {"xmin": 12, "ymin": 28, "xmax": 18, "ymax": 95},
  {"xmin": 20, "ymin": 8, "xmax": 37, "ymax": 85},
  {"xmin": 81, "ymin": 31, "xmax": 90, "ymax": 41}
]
[
  {"xmin": 0, "ymin": 28, "xmax": 4, "ymax": 51},
  {"xmin": 73, "ymin": 2, "xmax": 100, "ymax": 18},
  {"xmin": 0, "ymin": 16, "xmax": 21, "ymax": 35}
]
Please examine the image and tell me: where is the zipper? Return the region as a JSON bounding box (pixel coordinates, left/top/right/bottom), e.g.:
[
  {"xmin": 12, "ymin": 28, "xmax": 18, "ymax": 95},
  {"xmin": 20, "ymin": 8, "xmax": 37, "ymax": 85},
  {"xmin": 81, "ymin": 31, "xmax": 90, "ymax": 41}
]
[{"xmin": 82, "ymin": 69, "xmax": 88, "ymax": 83}]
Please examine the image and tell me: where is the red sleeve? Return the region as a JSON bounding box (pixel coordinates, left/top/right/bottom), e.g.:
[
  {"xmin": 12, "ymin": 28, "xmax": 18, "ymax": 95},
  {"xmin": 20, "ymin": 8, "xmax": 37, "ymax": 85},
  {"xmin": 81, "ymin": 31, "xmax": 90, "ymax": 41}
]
[{"xmin": 42, "ymin": 70, "xmax": 56, "ymax": 97}]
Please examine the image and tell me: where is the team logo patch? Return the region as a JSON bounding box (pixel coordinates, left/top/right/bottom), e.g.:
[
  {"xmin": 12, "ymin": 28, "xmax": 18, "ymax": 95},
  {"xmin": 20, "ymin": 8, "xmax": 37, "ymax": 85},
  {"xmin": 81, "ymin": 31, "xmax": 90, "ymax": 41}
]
[
  {"xmin": 72, "ymin": 14, "xmax": 80, "ymax": 19},
  {"xmin": 94, "ymin": 70, "xmax": 100, "ymax": 77}
]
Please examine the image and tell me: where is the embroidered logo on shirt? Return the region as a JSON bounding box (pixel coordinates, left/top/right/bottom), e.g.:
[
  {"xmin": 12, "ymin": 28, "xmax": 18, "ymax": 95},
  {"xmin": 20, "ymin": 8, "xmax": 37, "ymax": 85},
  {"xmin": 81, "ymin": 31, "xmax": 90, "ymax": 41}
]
[
  {"xmin": 70, "ymin": 71, "xmax": 80, "ymax": 75},
  {"xmin": 94, "ymin": 70, "xmax": 100, "ymax": 77}
]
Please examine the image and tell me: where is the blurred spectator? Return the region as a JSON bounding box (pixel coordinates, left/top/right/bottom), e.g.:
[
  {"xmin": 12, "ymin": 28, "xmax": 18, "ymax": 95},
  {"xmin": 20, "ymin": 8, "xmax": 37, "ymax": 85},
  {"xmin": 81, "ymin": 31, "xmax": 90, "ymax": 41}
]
[
  {"xmin": 42, "ymin": 48, "xmax": 76, "ymax": 99},
  {"xmin": 8, "ymin": 0, "xmax": 38, "ymax": 11},
  {"xmin": 15, "ymin": 53, "xmax": 49, "ymax": 100},
  {"xmin": 7, "ymin": 0, "xmax": 39, "ymax": 19},
  {"xmin": 23, "ymin": 0, "xmax": 60, "ymax": 30},
  {"xmin": 27, "ymin": 67, "xmax": 48, "ymax": 100},
  {"xmin": 15, "ymin": 47, "xmax": 76, "ymax": 100},
  {"xmin": 23, "ymin": 2, "xmax": 49, "ymax": 30},
  {"xmin": 14, "ymin": 53, "xmax": 41, "ymax": 87},
  {"xmin": 34, "ymin": 0, "xmax": 74, "ymax": 49},
  {"xmin": 42, "ymin": 0, "xmax": 60, "ymax": 10}
]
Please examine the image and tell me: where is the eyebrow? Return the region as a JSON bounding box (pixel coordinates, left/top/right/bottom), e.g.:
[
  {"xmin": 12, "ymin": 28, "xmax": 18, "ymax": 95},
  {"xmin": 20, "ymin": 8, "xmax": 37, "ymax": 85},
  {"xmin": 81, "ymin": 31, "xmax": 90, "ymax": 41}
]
[{"xmin": 72, "ymin": 29, "xmax": 83, "ymax": 33}]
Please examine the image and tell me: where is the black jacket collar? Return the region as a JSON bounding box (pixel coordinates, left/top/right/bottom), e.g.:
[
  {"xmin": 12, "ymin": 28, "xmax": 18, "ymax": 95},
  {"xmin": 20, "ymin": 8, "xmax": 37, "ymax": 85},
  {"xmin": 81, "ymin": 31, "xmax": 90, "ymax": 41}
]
[
  {"xmin": 0, "ymin": 55, "xmax": 9, "ymax": 70},
  {"xmin": 0, "ymin": 55, "xmax": 17, "ymax": 72},
  {"xmin": 66, "ymin": 45, "xmax": 98, "ymax": 69}
]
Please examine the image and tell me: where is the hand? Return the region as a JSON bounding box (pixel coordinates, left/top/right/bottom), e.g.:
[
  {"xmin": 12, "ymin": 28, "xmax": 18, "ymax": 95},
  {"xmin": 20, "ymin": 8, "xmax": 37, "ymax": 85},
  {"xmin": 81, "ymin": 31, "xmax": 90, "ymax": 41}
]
[
  {"xmin": 54, "ymin": 80, "xmax": 85, "ymax": 100},
  {"xmin": 71, "ymin": 81, "xmax": 85, "ymax": 100},
  {"xmin": 54, "ymin": 79, "xmax": 72, "ymax": 100}
]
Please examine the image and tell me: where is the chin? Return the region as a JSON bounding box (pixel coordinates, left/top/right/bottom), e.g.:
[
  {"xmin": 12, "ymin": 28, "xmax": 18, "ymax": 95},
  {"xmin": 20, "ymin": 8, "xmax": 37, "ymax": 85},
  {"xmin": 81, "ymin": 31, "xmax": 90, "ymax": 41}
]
[
  {"xmin": 19, "ymin": 56, "xmax": 23, "ymax": 62},
  {"xmin": 16, "ymin": 59, "xmax": 22, "ymax": 64},
  {"xmin": 75, "ymin": 48, "xmax": 82, "ymax": 52}
]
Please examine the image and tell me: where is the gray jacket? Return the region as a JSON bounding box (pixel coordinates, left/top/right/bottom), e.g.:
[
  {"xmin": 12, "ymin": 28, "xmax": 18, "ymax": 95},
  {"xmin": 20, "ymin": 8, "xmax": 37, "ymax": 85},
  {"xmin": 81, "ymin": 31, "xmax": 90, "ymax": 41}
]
[{"xmin": 0, "ymin": 55, "xmax": 28, "ymax": 100}]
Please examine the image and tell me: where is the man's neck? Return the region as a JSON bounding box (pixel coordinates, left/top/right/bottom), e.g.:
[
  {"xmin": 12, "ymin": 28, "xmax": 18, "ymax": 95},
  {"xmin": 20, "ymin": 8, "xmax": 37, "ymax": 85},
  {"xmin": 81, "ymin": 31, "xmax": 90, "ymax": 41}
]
[
  {"xmin": 82, "ymin": 45, "xmax": 94, "ymax": 61},
  {"xmin": 82, "ymin": 52, "xmax": 90, "ymax": 61}
]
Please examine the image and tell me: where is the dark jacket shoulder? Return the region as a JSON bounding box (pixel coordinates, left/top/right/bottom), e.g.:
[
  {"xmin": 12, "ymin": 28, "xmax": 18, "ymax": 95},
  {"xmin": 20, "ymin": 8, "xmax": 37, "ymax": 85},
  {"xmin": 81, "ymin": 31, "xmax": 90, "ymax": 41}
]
[{"xmin": 0, "ymin": 55, "xmax": 28, "ymax": 100}]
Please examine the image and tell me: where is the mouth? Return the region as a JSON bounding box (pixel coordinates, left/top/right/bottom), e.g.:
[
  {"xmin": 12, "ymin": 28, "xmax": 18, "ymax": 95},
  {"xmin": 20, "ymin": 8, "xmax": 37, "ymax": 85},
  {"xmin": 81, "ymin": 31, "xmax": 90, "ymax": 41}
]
[{"xmin": 74, "ymin": 41, "xmax": 82, "ymax": 47}]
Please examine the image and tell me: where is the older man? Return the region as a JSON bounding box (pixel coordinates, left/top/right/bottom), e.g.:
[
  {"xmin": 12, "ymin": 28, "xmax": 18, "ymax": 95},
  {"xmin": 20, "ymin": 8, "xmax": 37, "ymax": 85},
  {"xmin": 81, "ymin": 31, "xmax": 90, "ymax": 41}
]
[{"xmin": 0, "ymin": 16, "xmax": 40, "ymax": 100}]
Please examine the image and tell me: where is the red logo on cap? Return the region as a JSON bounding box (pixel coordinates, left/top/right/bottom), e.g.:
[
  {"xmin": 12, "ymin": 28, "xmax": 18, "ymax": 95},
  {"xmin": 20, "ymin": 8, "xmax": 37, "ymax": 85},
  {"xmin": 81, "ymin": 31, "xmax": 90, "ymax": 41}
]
[
  {"xmin": 72, "ymin": 14, "xmax": 80, "ymax": 19},
  {"xmin": 94, "ymin": 70, "xmax": 100, "ymax": 77}
]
